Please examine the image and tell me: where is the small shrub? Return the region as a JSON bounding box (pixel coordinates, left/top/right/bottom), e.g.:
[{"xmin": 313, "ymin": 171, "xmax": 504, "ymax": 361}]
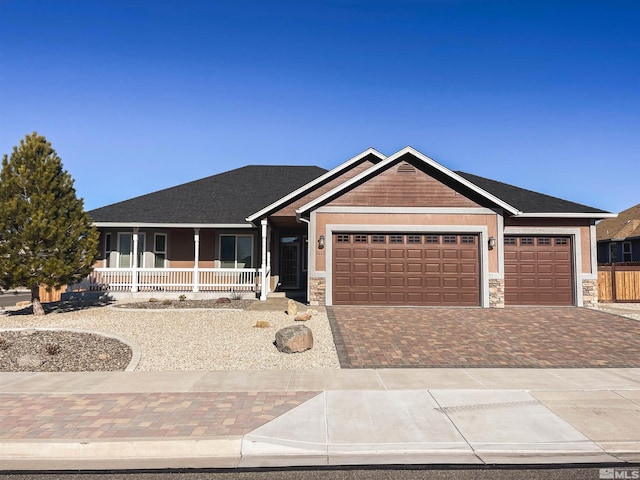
[
  {"xmin": 45, "ymin": 343, "xmax": 61, "ymax": 355},
  {"xmin": 178, "ymin": 294, "xmax": 187, "ymax": 301},
  {"xmin": 230, "ymin": 291, "xmax": 244, "ymax": 301},
  {"xmin": 0, "ymin": 334, "xmax": 8, "ymax": 350},
  {"xmin": 254, "ymin": 320, "xmax": 270, "ymax": 328}
]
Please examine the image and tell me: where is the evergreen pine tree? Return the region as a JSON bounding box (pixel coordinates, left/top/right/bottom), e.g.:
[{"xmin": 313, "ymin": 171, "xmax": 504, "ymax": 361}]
[{"xmin": 0, "ymin": 132, "xmax": 99, "ymax": 315}]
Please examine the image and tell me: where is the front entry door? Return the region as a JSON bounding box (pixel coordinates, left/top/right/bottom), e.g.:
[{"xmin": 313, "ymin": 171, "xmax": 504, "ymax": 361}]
[{"xmin": 280, "ymin": 236, "xmax": 300, "ymax": 289}]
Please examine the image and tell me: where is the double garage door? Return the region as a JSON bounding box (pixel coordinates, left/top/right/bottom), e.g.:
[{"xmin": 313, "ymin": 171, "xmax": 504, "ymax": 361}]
[
  {"xmin": 333, "ymin": 233, "xmax": 480, "ymax": 306},
  {"xmin": 332, "ymin": 232, "xmax": 574, "ymax": 306}
]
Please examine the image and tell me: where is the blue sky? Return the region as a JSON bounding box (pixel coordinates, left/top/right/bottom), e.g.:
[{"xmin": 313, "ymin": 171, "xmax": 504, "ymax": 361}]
[{"xmin": 0, "ymin": 1, "xmax": 638, "ymax": 213}]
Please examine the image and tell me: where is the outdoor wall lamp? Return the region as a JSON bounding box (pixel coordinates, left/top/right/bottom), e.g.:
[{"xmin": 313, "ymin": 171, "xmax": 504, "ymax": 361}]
[
  {"xmin": 488, "ymin": 236, "xmax": 496, "ymax": 250},
  {"xmin": 318, "ymin": 235, "xmax": 325, "ymax": 250}
]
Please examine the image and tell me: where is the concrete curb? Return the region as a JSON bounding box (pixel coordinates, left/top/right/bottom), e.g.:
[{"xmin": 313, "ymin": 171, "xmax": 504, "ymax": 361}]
[{"xmin": 0, "ymin": 437, "xmax": 242, "ymax": 470}]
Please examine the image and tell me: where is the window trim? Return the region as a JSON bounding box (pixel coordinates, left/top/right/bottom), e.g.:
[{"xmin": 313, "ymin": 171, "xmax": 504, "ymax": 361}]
[{"xmin": 623, "ymin": 241, "xmax": 632, "ymax": 262}]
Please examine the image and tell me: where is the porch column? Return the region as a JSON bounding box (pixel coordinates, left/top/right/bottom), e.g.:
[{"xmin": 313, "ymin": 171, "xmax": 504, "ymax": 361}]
[
  {"xmin": 193, "ymin": 228, "xmax": 200, "ymax": 293},
  {"xmin": 131, "ymin": 228, "xmax": 139, "ymax": 293},
  {"xmin": 260, "ymin": 219, "xmax": 268, "ymax": 301}
]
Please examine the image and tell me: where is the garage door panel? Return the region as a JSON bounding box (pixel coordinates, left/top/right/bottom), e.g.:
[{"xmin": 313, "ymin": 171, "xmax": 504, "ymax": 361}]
[
  {"xmin": 407, "ymin": 263, "xmax": 422, "ymax": 273},
  {"xmin": 369, "ymin": 292, "xmax": 387, "ymax": 303},
  {"xmin": 407, "ymin": 292, "xmax": 424, "ymax": 303},
  {"xmin": 333, "ymin": 233, "xmax": 479, "ymax": 306},
  {"xmin": 353, "ymin": 263, "xmax": 369, "ymax": 273},
  {"xmin": 353, "ymin": 276, "xmax": 369, "ymax": 287},
  {"xmin": 388, "ymin": 292, "xmax": 406, "ymax": 303},
  {"xmin": 505, "ymin": 236, "xmax": 573, "ymax": 306},
  {"xmin": 460, "ymin": 264, "xmax": 477, "ymax": 274},
  {"xmin": 442, "ymin": 263, "xmax": 459, "ymax": 274},
  {"xmin": 460, "ymin": 250, "xmax": 478, "ymax": 260}
]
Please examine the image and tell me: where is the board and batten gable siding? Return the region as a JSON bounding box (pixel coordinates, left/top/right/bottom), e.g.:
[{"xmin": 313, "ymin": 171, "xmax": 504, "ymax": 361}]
[{"xmin": 326, "ymin": 160, "xmax": 483, "ymax": 209}]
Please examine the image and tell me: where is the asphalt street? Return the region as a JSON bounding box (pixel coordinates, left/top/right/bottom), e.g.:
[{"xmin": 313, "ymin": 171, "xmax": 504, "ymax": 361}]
[
  {"xmin": 2, "ymin": 467, "xmax": 639, "ymax": 480},
  {"xmin": 0, "ymin": 292, "xmax": 29, "ymax": 308}
]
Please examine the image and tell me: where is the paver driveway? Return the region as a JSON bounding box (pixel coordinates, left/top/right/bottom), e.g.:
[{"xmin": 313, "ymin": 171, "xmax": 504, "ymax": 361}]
[{"xmin": 327, "ymin": 306, "xmax": 640, "ymax": 368}]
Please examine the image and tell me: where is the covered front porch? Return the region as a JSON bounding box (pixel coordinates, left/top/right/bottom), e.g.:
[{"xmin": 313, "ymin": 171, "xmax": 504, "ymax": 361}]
[{"xmin": 78, "ymin": 217, "xmax": 312, "ymax": 300}]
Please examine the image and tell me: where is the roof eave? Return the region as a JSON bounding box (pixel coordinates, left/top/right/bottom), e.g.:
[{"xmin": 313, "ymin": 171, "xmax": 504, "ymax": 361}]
[
  {"xmin": 514, "ymin": 212, "xmax": 617, "ymax": 219},
  {"xmin": 245, "ymin": 148, "xmax": 386, "ymax": 223},
  {"xmin": 93, "ymin": 222, "xmax": 254, "ymax": 229}
]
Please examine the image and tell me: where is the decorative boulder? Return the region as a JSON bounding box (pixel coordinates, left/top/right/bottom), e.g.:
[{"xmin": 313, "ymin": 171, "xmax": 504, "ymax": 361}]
[
  {"xmin": 294, "ymin": 312, "xmax": 312, "ymax": 322},
  {"xmin": 287, "ymin": 299, "xmax": 298, "ymax": 316},
  {"xmin": 275, "ymin": 325, "xmax": 313, "ymax": 353},
  {"xmin": 216, "ymin": 297, "xmax": 231, "ymax": 304}
]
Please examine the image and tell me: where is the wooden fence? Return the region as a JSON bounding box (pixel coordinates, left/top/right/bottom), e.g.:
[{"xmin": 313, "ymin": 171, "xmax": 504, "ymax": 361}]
[{"xmin": 598, "ymin": 263, "xmax": 640, "ymax": 302}]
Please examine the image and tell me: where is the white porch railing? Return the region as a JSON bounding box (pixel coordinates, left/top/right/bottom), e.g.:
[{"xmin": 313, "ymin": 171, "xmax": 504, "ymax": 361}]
[{"xmin": 76, "ymin": 268, "xmax": 261, "ymax": 294}]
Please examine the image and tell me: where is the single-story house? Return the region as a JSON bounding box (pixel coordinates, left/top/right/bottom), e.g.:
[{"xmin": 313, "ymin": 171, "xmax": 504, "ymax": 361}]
[
  {"xmin": 85, "ymin": 146, "xmax": 613, "ymax": 308},
  {"xmin": 597, "ymin": 203, "xmax": 640, "ymax": 264}
]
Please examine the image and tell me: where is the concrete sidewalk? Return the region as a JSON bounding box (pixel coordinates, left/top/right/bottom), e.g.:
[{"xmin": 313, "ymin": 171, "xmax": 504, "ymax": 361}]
[{"xmin": 1, "ymin": 368, "xmax": 640, "ymax": 470}]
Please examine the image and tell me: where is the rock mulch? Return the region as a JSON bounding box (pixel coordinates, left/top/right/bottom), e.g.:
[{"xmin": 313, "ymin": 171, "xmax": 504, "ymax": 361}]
[
  {"xmin": 115, "ymin": 298, "xmax": 253, "ymax": 310},
  {"xmin": 0, "ymin": 302, "xmax": 340, "ymax": 371},
  {"xmin": 0, "ymin": 330, "xmax": 132, "ymax": 372}
]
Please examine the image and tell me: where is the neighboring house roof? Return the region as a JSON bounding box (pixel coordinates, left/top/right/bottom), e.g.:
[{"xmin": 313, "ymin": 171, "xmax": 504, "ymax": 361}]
[
  {"xmin": 597, "ymin": 203, "xmax": 640, "ymax": 241},
  {"xmin": 295, "ymin": 146, "xmax": 611, "ymax": 218},
  {"xmin": 89, "ymin": 165, "xmax": 328, "ymax": 226}
]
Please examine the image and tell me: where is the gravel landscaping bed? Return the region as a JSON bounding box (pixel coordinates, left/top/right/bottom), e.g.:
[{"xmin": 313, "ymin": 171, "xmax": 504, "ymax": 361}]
[
  {"xmin": 0, "ymin": 303, "xmax": 340, "ymax": 371},
  {"xmin": 115, "ymin": 299, "xmax": 253, "ymax": 309},
  {"xmin": 0, "ymin": 329, "xmax": 132, "ymax": 372}
]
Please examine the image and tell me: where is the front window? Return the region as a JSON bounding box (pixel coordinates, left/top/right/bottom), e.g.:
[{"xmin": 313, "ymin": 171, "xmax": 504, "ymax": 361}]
[
  {"xmin": 154, "ymin": 233, "xmax": 167, "ymax": 268},
  {"xmin": 220, "ymin": 235, "xmax": 253, "ymax": 268},
  {"xmin": 623, "ymin": 242, "xmax": 632, "ymax": 262}
]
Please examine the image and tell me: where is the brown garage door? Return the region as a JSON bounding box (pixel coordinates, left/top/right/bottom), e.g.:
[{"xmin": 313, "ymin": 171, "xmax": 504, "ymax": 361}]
[
  {"xmin": 332, "ymin": 233, "xmax": 480, "ymax": 306},
  {"xmin": 504, "ymin": 236, "xmax": 573, "ymax": 306}
]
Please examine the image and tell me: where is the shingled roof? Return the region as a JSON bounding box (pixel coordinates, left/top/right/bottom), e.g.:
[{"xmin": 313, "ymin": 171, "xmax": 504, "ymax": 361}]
[
  {"xmin": 455, "ymin": 171, "xmax": 609, "ymax": 215},
  {"xmin": 89, "ymin": 165, "xmax": 328, "ymax": 225},
  {"xmin": 597, "ymin": 203, "xmax": 640, "ymax": 241},
  {"xmin": 89, "ymin": 157, "xmax": 609, "ymax": 226}
]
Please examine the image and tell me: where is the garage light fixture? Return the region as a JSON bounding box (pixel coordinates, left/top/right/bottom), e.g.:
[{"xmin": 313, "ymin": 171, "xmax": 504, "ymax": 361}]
[
  {"xmin": 488, "ymin": 236, "xmax": 496, "ymax": 250},
  {"xmin": 318, "ymin": 235, "xmax": 325, "ymax": 249}
]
